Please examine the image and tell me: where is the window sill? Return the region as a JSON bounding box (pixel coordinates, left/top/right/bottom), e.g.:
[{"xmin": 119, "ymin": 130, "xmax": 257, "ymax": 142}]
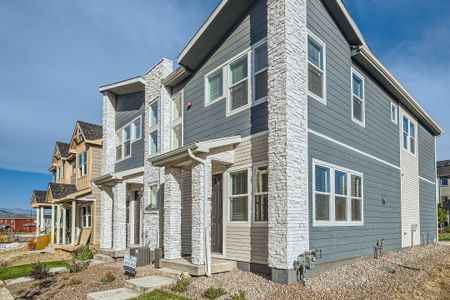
[
  {"xmin": 351, "ymin": 117, "xmax": 365, "ymax": 128},
  {"xmin": 252, "ymin": 96, "xmax": 267, "ymax": 107},
  {"xmin": 115, "ymin": 155, "xmax": 132, "ymax": 163},
  {"xmin": 401, "ymin": 148, "xmax": 416, "ymax": 157},
  {"xmin": 205, "ymin": 96, "xmax": 226, "ymax": 108},
  {"xmin": 308, "ymin": 92, "xmax": 327, "ymax": 105},
  {"xmin": 226, "ymin": 103, "xmax": 250, "ymax": 117},
  {"xmin": 313, "ymin": 221, "xmax": 364, "ymax": 227}
]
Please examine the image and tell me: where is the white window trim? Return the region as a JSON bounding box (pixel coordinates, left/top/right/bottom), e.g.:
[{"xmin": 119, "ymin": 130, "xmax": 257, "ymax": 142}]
[
  {"xmin": 401, "ymin": 112, "xmax": 417, "ymax": 157},
  {"xmin": 81, "ymin": 205, "xmax": 92, "ymax": 228},
  {"xmin": 252, "ymin": 161, "xmax": 268, "ymax": 224},
  {"xmin": 204, "ymin": 68, "xmax": 226, "ymax": 107},
  {"xmin": 115, "ymin": 115, "xmax": 142, "ymax": 163},
  {"xmin": 351, "ymin": 67, "xmax": 366, "ymax": 127},
  {"xmin": 391, "ymin": 102, "xmax": 399, "ymax": 125},
  {"xmin": 252, "ymin": 38, "xmax": 268, "ymax": 106},
  {"xmin": 149, "ymin": 98, "xmax": 159, "ymax": 157},
  {"xmin": 307, "ymin": 31, "xmax": 327, "ymax": 105},
  {"xmin": 78, "ymin": 152, "xmax": 87, "ymax": 178},
  {"xmin": 226, "ymin": 52, "xmax": 252, "ymax": 117},
  {"xmin": 227, "ymin": 167, "xmax": 251, "ymax": 224},
  {"xmin": 312, "ymin": 159, "xmax": 364, "ymax": 227},
  {"xmin": 171, "ymin": 90, "xmax": 184, "ymax": 151},
  {"xmin": 441, "ymin": 178, "xmax": 448, "ymax": 186}
]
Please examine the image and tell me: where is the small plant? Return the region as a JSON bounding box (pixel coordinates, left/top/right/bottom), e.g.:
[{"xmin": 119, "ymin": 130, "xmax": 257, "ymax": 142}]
[
  {"xmin": 100, "ymin": 271, "xmax": 115, "ymax": 284},
  {"xmin": 230, "ymin": 290, "xmax": 247, "ymax": 300},
  {"xmin": 74, "ymin": 245, "xmax": 94, "ymax": 261},
  {"xmin": 65, "ymin": 258, "xmax": 87, "ymax": 273},
  {"xmin": 172, "ymin": 274, "xmax": 192, "ymax": 293},
  {"xmin": 203, "ymin": 287, "xmax": 226, "ymax": 299},
  {"xmin": 384, "ymin": 267, "xmax": 396, "ymax": 274},
  {"xmin": 69, "ymin": 277, "xmax": 81, "ymax": 285},
  {"xmin": 28, "ymin": 262, "xmax": 51, "ymax": 279}
]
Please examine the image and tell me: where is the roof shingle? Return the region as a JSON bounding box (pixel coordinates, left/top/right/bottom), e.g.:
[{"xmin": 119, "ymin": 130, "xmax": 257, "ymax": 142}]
[
  {"xmin": 78, "ymin": 121, "xmax": 102, "ymax": 141},
  {"xmin": 49, "ymin": 183, "xmax": 78, "ymax": 199},
  {"xmin": 32, "ymin": 190, "xmax": 47, "ymax": 204}
]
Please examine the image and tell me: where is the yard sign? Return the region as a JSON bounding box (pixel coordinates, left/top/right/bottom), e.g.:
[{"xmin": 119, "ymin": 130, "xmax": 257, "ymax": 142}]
[{"xmin": 124, "ymin": 254, "xmax": 137, "ymax": 276}]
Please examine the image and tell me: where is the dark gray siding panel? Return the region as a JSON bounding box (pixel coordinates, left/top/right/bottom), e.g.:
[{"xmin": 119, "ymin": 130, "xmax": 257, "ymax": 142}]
[
  {"xmin": 418, "ymin": 123, "xmax": 436, "ymax": 181},
  {"xmin": 307, "ymin": 0, "xmax": 400, "ymax": 166},
  {"xmin": 114, "ymin": 92, "xmax": 145, "ymax": 172},
  {"xmin": 181, "ymin": 0, "xmax": 267, "ymax": 144},
  {"xmin": 419, "ymin": 180, "xmax": 437, "ymax": 243},
  {"xmin": 309, "ymin": 134, "xmax": 402, "ymax": 263}
]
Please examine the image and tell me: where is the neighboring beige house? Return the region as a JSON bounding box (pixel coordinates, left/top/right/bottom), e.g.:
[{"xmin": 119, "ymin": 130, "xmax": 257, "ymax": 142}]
[
  {"xmin": 437, "ymin": 160, "xmax": 450, "ymax": 224},
  {"xmin": 31, "ymin": 190, "xmax": 51, "ymax": 236}
]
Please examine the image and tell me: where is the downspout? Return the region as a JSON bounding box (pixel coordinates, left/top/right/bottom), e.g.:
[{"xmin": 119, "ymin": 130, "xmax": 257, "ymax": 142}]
[{"xmin": 188, "ymin": 148, "xmax": 211, "ymax": 277}]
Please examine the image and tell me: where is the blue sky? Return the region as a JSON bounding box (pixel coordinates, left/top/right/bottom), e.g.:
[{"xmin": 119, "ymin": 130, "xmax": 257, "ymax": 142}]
[{"xmin": 0, "ymin": 0, "xmax": 448, "ymax": 209}]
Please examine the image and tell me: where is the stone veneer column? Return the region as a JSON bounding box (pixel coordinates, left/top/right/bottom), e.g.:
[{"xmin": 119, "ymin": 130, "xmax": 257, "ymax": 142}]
[
  {"xmin": 100, "ymin": 91, "xmax": 116, "ymax": 250},
  {"xmin": 113, "ymin": 182, "xmax": 127, "ymax": 251},
  {"xmin": 191, "ymin": 160, "xmax": 212, "ymax": 265},
  {"xmin": 163, "ymin": 167, "xmax": 182, "ymax": 259},
  {"xmin": 142, "ymin": 59, "xmax": 173, "ymax": 249},
  {"xmin": 267, "ymin": 0, "xmax": 309, "ymax": 284}
]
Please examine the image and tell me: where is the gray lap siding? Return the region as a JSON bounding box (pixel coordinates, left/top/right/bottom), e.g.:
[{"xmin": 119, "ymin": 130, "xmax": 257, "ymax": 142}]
[
  {"xmin": 309, "ymin": 134, "xmax": 402, "ymax": 263},
  {"xmin": 419, "ymin": 180, "xmax": 437, "ymax": 243}
]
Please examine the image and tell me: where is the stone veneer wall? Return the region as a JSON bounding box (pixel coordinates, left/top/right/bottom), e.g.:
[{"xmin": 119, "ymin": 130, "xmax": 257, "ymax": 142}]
[
  {"xmin": 267, "ymin": 0, "xmax": 309, "ymax": 282},
  {"xmin": 142, "ymin": 59, "xmax": 173, "ymax": 249}
]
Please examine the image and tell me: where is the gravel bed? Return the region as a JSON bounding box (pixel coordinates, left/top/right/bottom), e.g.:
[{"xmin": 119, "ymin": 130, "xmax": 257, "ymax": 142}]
[
  {"xmin": 1, "ymin": 247, "xmax": 73, "ymax": 267},
  {"xmin": 8, "ymin": 261, "xmax": 156, "ymax": 300}
]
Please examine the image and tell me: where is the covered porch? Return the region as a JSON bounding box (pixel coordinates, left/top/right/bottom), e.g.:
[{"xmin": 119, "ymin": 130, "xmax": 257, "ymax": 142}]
[{"xmin": 149, "ymin": 135, "xmax": 241, "ymax": 276}]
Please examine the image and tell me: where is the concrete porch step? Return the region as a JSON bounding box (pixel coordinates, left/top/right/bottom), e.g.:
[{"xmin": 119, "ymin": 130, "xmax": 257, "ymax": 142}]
[
  {"xmin": 125, "ymin": 276, "xmax": 176, "ymax": 293},
  {"xmin": 155, "ymin": 268, "xmax": 190, "ymax": 280},
  {"xmin": 97, "ymin": 249, "xmax": 127, "ymax": 259},
  {"xmin": 86, "ymin": 288, "xmax": 142, "ymax": 300},
  {"xmin": 94, "ymin": 254, "xmax": 115, "ymax": 263},
  {"xmin": 159, "ymin": 257, "xmax": 237, "ymax": 276}
]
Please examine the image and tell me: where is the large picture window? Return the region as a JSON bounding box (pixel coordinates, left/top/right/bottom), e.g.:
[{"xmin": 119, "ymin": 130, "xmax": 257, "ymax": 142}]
[
  {"xmin": 308, "ymin": 34, "xmax": 326, "ymax": 103},
  {"xmin": 313, "ymin": 160, "xmax": 363, "ymax": 226},
  {"xmin": 402, "ymin": 115, "xmax": 416, "ymax": 154},
  {"xmin": 78, "ymin": 152, "xmax": 87, "ymax": 177},
  {"xmin": 254, "ymin": 165, "xmax": 268, "ymax": 222},
  {"xmin": 351, "ymin": 68, "xmax": 365, "ymax": 126},
  {"xmin": 229, "ymin": 170, "xmax": 249, "ymax": 222}
]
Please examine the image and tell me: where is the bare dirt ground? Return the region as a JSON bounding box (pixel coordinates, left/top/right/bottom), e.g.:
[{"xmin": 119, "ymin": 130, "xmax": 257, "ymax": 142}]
[
  {"xmin": 8, "ymin": 262, "xmax": 156, "ymax": 300},
  {"xmin": 0, "ymin": 244, "xmax": 72, "ymax": 267}
]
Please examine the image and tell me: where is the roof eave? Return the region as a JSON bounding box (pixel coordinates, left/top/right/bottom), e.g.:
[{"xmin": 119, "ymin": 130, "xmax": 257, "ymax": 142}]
[{"xmin": 99, "ymin": 76, "xmax": 146, "ymax": 95}]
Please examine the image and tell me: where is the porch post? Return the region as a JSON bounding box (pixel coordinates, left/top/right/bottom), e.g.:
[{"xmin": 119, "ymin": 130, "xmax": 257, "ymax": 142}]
[
  {"xmin": 56, "ymin": 205, "xmax": 61, "ymax": 244},
  {"xmin": 113, "ymin": 182, "xmax": 127, "ymax": 251},
  {"xmin": 51, "ymin": 204, "xmax": 55, "ymax": 244},
  {"xmin": 35, "ymin": 207, "xmax": 40, "ymax": 237},
  {"xmin": 62, "ymin": 206, "xmax": 67, "ymax": 244},
  {"xmin": 163, "ymin": 167, "xmax": 182, "ymax": 259},
  {"xmin": 40, "ymin": 207, "xmax": 44, "ymax": 233},
  {"xmin": 71, "ymin": 200, "xmax": 76, "ymax": 245},
  {"xmin": 191, "ymin": 160, "xmax": 212, "ymax": 265}
]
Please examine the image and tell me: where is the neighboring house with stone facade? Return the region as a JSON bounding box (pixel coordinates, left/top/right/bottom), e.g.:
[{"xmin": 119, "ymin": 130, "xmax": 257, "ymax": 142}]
[
  {"xmin": 38, "ymin": 121, "xmax": 103, "ymax": 248},
  {"xmin": 96, "ymin": 0, "xmax": 443, "ymax": 284}
]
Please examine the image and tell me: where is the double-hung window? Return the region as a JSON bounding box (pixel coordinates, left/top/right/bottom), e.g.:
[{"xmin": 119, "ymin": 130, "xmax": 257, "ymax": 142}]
[
  {"xmin": 171, "ymin": 92, "xmax": 183, "ymax": 150},
  {"xmin": 254, "ymin": 165, "xmax": 268, "ymax": 222},
  {"xmin": 132, "ymin": 117, "xmax": 142, "ymax": 141},
  {"xmin": 351, "ymin": 68, "xmax": 365, "ymax": 126},
  {"xmin": 391, "ymin": 102, "xmax": 398, "ymax": 124},
  {"xmin": 402, "ymin": 115, "xmax": 416, "ymax": 154},
  {"xmin": 61, "ymin": 164, "xmax": 65, "ymax": 179},
  {"xmin": 149, "ymin": 99, "xmax": 158, "ymax": 156},
  {"xmin": 228, "ymin": 54, "xmax": 250, "ymax": 113},
  {"xmin": 253, "ymin": 42, "xmax": 268, "ymax": 102},
  {"xmin": 308, "ymin": 34, "xmax": 326, "ymax": 103},
  {"xmin": 148, "ymin": 184, "xmax": 158, "ymax": 209},
  {"xmin": 229, "ymin": 169, "xmax": 249, "ymax": 222},
  {"xmin": 313, "ymin": 160, "xmax": 363, "ymax": 226},
  {"xmin": 78, "ymin": 152, "xmax": 87, "ymax": 177},
  {"xmin": 81, "ymin": 206, "xmax": 91, "ymax": 228},
  {"xmin": 206, "ymin": 69, "xmax": 224, "ymax": 104}
]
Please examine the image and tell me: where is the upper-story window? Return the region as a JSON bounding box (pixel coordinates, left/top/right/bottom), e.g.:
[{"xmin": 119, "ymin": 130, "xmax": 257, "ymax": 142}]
[
  {"xmin": 402, "ymin": 115, "xmax": 416, "ymax": 155},
  {"xmin": 57, "ymin": 167, "xmax": 60, "ymax": 181},
  {"xmin": 228, "ymin": 54, "xmax": 250, "ymax": 113},
  {"xmin": 313, "ymin": 160, "xmax": 363, "ymax": 226},
  {"xmin": 391, "ymin": 102, "xmax": 398, "ymax": 124},
  {"xmin": 171, "ymin": 92, "xmax": 183, "ymax": 150},
  {"xmin": 148, "ymin": 184, "xmax": 158, "ymax": 209},
  {"xmin": 149, "ymin": 99, "xmax": 158, "ymax": 156},
  {"xmin": 61, "ymin": 164, "xmax": 65, "ymax": 179},
  {"xmin": 442, "ymin": 178, "xmax": 448, "ymax": 186},
  {"xmin": 351, "ymin": 68, "xmax": 365, "ymax": 127},
  {"xmin": 308, "ymin": 33, "xmax": 326, "ymax": 103},
  {"xmin": 206, "ymin": 69, "xmax": 224, "ymax": 104},
  {"xmin": 116, "ymin": 116, "xmax": 142, "ymax": 161},
  {"xmin": 78, "ymin": 152, "xmax": 87, "ymax": 177},
  {"xmin": 253, "ymin": 41, "xmax": 268, "ymax": 102}
]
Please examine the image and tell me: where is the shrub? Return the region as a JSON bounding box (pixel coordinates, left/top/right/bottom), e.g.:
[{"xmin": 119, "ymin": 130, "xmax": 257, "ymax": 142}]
[
  {"xmin": 28, "ymin": 262, "xmax": 51, "ymax": 279},
  {"xmin": 203, "ymin": 287, "xmax": 226, "ymax": 299},
  {"xmin": 65, "ymin": 259, "xmax": 87, "ymax": 273},
  {"xmin": 100, "ymin": 271, "xmax": 115, "ymax": 284},
  {"xmin": 172, "ymin": 274, "xmax": 192, "ymax": 293},
  {"xmin": 69, "ymin": 277, "xmax": 81, "ymax": 285},
  {"xmin": 74, "ymin": 246, "xmax": 94, "ymax": 261},
  {"xmin": 230, "ymin": 291, "xmax": 247, "ymax": 300}
]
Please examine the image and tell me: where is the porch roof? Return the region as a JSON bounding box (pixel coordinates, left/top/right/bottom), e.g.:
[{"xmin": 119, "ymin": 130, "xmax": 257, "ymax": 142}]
[
  {"xmin": 92, "ymin": 167, "xmax": 144, "ymax": 186},
  {"xmin": 148, "ymin": 135, "xmax": 241, "ymax": 167}
]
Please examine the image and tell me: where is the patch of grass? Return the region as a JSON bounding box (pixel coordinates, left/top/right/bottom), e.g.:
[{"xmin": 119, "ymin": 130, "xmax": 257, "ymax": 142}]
[
  {"xmin": 134, "ymin": 289, "xmax": 191, "ymax": 300},
  {"xmin": 172, "ymin": 274, "xmax": 192, "ymax": 293},
  {"xmin": 74, "ymin": 245, "xmax": 94, "ymax": 261},
  {"xmin": 100, "ymin": 271, "xmax": 115, "ymax": 284},
  {"xmin": 69, "ymin": 277, "xmax": 82, "ymax": 285},
  {"xmin": 203, "ymin": 287, "xmax": 227, "ymax": 299},
  {"xmin": 230, "ymin": 290, "xmax": 247, "ymax": 300},
  {"xmin": 0, "ymin": 261, "xmax": 67, "ymax": 281},
  {"xmin": 439, "ymin": 233, "xmax": 450, "ymax": 241}
]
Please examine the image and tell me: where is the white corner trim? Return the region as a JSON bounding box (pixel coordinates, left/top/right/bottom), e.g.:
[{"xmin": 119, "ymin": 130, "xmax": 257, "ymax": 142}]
[
  {"xmin": 419, "ymin": 176, "xmax": 436, "ymax": 186},
  {"xmin": 308, "ymin": 129, "xmax": 400, "ymax": 170}
]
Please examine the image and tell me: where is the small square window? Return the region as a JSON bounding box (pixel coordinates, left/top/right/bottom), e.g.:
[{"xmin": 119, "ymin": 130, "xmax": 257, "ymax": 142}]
[{"xmin": 441, "ymin": 178, "xmax": 448, "ymax": 186}]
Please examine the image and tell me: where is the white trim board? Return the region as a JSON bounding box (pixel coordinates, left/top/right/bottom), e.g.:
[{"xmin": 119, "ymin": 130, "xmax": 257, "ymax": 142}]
[
  {"xmin": 308, "ymin": 129, "xmax": 400, "ymax": 171},
  {"xmin": 419, "ymin": 176, "xmax": 436, "ymax": 186}
]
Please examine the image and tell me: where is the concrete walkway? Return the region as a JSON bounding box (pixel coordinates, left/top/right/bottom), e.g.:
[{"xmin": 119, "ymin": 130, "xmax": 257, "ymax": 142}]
[{"xmin": 0, "ymin": 287, "xmax": 14, "ymax": 300}]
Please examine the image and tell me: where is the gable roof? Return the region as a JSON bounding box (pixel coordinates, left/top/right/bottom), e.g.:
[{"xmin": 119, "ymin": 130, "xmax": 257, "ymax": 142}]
[
  {"xmin": 56, "ymin": 142, "xmax": 70, "ymax": 158},
  {"xmin": 78, "ymin": 121, "xmax": 102, "ymax": 141},
  {"xmin": 33, "ymin": 190, "xmax": 47, "ymax": 204},
  {"xmin": 48, "ymin": 183, "xmax": 78, "ymax": 200},
  {"xmin": 437, "ymin": 160, "xmax": 450, "ymax": 178},
  {"xmin": 168, "ymin": 0, "xmax": 443, "ymax": 136}
]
